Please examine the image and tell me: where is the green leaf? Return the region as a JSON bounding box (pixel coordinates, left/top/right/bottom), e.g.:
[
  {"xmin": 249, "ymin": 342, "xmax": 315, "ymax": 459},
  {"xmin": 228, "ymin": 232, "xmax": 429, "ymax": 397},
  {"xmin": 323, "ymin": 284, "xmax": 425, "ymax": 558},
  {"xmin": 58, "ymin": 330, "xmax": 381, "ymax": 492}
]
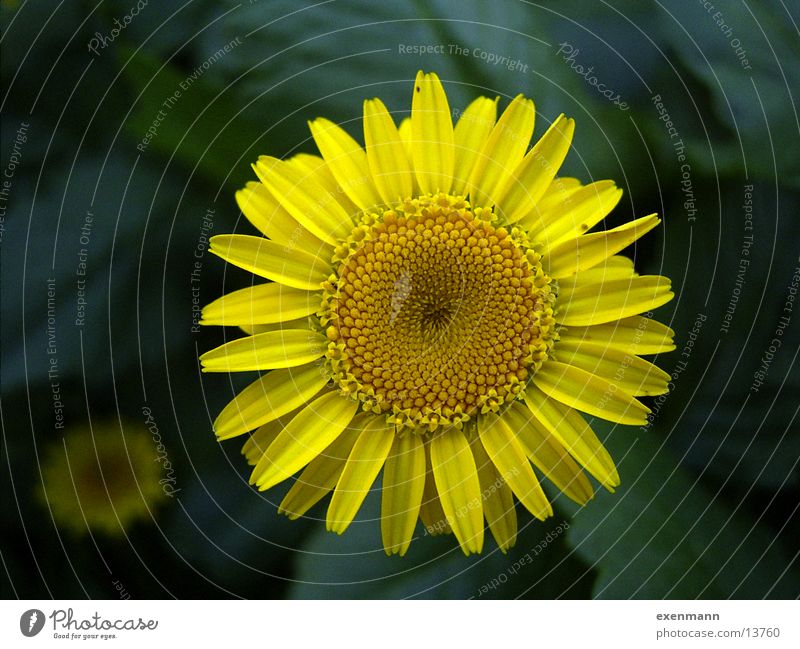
[
  {"xmin": 652, "ymin": 1, "xmax": 800, "ymax": 185},
  {"xmin": 120, "ymin": 46, "xmax": 261, "ymax": 188},
  {"xmin": 205, "ymin": 0, "xmax": 653, "ymax": 192},
  {"xmin": 163, "ymin": 455, "xmax": 311, "ymax": 594},
  {"xmin": 648, "ymin": 183, "xmax": 800, "ymax": 491},
  {"xmin": 566, "ymin": 424, "xmax": 800, "ymax": 598}
]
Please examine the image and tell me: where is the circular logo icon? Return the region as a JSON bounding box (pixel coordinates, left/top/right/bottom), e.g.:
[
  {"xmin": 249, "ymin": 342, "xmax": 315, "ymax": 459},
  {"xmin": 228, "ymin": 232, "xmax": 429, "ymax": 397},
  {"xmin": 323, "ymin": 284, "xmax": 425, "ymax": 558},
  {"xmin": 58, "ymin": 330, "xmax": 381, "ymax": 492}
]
[{"xmin": 20, "ymin": 609, "xmax": 45, "ymax": 637}]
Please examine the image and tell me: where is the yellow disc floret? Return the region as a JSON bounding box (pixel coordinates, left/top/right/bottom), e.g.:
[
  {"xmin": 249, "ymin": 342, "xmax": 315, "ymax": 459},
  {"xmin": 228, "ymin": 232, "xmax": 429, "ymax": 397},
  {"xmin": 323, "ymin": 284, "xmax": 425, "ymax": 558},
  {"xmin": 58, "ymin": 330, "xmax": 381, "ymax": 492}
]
[{"xmin": 322, "ymin": 193, "xmax": 556, "ymax": 432}]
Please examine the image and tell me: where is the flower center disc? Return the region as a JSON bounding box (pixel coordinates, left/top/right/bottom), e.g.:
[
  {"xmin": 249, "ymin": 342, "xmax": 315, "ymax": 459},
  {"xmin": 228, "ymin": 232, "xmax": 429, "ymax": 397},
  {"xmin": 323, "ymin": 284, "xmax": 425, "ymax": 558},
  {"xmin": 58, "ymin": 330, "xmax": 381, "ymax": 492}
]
[{"xmin": 323, "ymin": 194, "xmax": 555, "ymax": 432}]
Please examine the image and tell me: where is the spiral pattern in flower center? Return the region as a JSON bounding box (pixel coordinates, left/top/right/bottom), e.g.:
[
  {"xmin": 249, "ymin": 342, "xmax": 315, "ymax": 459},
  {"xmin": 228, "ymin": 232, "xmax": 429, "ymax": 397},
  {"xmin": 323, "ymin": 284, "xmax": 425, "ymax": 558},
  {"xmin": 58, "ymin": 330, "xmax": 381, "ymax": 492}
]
[{"xmin": 323, "ymin": 194, "xmax": 556, "ymax": 432}]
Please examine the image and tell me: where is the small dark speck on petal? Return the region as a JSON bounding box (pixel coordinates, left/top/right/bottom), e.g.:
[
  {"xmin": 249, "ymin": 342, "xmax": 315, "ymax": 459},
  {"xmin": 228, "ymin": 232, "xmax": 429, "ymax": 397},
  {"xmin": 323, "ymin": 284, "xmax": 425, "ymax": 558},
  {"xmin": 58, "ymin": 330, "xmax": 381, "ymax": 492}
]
[{"xmin": 416, "ymin": 86, "xmax": 421, "ymax": 92}]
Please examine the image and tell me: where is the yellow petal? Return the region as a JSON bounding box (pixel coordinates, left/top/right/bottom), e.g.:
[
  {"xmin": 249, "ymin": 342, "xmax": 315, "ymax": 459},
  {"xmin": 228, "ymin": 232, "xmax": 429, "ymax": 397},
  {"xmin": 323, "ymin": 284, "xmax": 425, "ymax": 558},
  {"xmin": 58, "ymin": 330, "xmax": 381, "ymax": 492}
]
[
  {"xmin": 544, "ymin": 214, "xmax": 661, "ymax": 278},
  {"xmin": 327, "ymin": 417, "xmax": 395, "ymax": 533},
  {"xmin": 381, "ymin": 433, "xmax": 426, "ymax": 556},
  {"xmin": 213, "ymin": 364, "xmax": 329, "ymax": 440},
  {"xmin": 411, "ymin": 70, "xmax": 454, "ymax": 195},
  {"xmin": 495, "ymin": 114, "xmax": 575, "ymax": 224},
  {"xmin": 363, "ymin": 97, "xmax": 413, "ymax": 204},
  {"xmin": 200, "ymin": 329, "xmax": 327, "ymax": 372},
  {"xmin": 397, "ymin": 117, "xmax": 421, "ymax": 197},
  {"xmin": 242, "ymin": 413, "xmax": 294, "ymax": 466},
  {"xmin": 478, "ymin": 413, "xmax": 552, "ymax": 520},
  {"xmin": 254, "ymin": 156, "xmax": 353, "ymax": 245},
  {"xmin": 397, "ymin": 117, "xmax": 413, "ymax": 159},
  {"xmin": 200, "ymin": 283, "xmax": 320, "ymax": 327},
  {"xmin": 235, "ymin": 182, "xmax": 331, "ymax": 257},
  {"xmin": 241, "ymin": 397, "xmax": 328, "ymax": 466},
  {"xmin": 503, "ymin": 402, "xmax": 594, "ymax": 505},
  {"xmin": 531, "ymin": 180, "xmax": 623, "ymax": 245},
  {"xmin": 309, "ymin": 117, "xmax": 382, "ymax": 212},
  {"xmin": 467, "ymin": 94, "xmax": 535, "ymax": 208},
  {"xmin": 524, "ymin": 385, "xmax": 620, "ymax": 490},
  {"xmin": 250, "ymin": 392, "xmax": 358, "ymax": 491},
  {"xmin": 419, "ymin": 441, "xmax": 451, "ymax": 536},
  {"xmin": 558, "ymin": 315, "xmax": 676, "ymax": 355},
  {"xmin": 209, "ymin": 234, "xmax": 329, "ymax": 291},
  {"xmin": 282, "ymin": 152, "xmax": 324, "ymax": 176},
  {"xmin": 518, "ymin": 177, "xmax": 582, "ymax": 232},
  {"xmin": 555, "ymin": 255, "xmax": 638, "ymax": 290},
  {"xmin": 557, "ymin": 275, "xmax": 674, "ymax": 326},
  {"xmin": 602, "ymin": 255, "xmax": 636, "ymax": 272},
  {"xmin": 429, "ymin": 428, "xmax": 484, "ymax": 555},
  {"xmin": 238, "ymin": 316, "xmax": 312, "ymax": 336},
  {"xmin": 452, "ymin": 96, "xmax": 497, "ymax": 196},
  {"xmin": 278, "ymin": 427, "xmax": 360, "ymax": 520},
  {"xmin": 470, "ymin": 436, "xmax": 517, "ymax": 551},
  {"xmin": 533, "ymin": 360, "xmax": 651, "ymax": 426},
  {"xmin": 537, "ymin": 176, "xmax": 582, "ymax": 210},
  {"xmin": 555, "ymin": 339, "xmax": 671, "ymax": 396},
  {"xmin": 284, "ymin": 153, "xmax": 360, "ymax": 217}
]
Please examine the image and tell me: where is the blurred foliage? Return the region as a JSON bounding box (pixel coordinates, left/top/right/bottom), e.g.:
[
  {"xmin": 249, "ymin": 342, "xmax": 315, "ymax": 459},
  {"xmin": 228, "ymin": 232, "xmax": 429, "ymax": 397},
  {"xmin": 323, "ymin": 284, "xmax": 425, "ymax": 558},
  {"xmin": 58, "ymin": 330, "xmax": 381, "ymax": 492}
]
[
  {"xmin": 2, "ymin": 0, "xmax": 798, "ymax": 599},
  {"xmin": 567, "ymin": 421, "xmax": 798, "ymax": 598},
  {"xmin": 288, "ymin": 486, "xmax": 592, "ymax": 599}
]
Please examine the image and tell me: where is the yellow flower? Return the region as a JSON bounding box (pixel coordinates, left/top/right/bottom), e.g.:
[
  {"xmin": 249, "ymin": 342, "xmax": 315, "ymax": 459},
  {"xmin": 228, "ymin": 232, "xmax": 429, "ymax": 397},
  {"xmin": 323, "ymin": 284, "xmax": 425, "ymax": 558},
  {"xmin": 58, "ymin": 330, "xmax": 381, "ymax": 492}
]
[
  {"xmin": 200, "ymin": 71, "xmax": 674, "ymax": 556},
  {"xmin": 38, "ymin": 420, "xmax": 166, "ymax": 536}
]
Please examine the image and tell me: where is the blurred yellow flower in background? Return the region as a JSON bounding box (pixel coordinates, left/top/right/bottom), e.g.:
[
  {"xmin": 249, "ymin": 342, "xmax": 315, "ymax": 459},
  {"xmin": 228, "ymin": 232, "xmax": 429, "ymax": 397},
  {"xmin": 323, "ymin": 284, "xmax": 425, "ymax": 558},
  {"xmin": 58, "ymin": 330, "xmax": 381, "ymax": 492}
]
[
  {"xmin": 38, "ymin": 420, "xmax": 166, "ymax": 537},
  {"xmin": 201, "ymin": 71, "xmax": 674, "ymax": 556}
]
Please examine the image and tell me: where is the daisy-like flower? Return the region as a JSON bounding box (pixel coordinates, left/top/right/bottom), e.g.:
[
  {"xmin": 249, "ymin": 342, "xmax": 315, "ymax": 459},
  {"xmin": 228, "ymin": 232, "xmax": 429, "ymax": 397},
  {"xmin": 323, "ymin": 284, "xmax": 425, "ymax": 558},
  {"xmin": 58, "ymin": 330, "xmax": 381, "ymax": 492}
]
[
  {"xmin": 38, "ymin": 421, "xmax": 166, "ymax": 536},
  {"xmin": 200, "ymin": 71, "xmax": 674, "ymax": 556}
]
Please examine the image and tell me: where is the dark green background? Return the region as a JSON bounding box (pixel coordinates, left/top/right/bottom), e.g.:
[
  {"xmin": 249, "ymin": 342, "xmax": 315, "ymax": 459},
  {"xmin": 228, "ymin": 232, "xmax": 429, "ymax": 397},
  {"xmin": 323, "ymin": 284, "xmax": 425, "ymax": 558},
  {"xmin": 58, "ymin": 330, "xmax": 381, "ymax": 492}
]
[{"xmin": 2, "ymin": 0, "xmax": 798, "ymax": 599}]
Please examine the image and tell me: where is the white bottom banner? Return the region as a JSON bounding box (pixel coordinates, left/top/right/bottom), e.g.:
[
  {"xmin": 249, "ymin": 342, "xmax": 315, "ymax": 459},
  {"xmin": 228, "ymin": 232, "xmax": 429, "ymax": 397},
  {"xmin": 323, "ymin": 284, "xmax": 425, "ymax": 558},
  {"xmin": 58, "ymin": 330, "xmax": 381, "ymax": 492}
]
[{"xmin": 1, "ymin": 600, "xmax": 797, "ymax": 648}]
